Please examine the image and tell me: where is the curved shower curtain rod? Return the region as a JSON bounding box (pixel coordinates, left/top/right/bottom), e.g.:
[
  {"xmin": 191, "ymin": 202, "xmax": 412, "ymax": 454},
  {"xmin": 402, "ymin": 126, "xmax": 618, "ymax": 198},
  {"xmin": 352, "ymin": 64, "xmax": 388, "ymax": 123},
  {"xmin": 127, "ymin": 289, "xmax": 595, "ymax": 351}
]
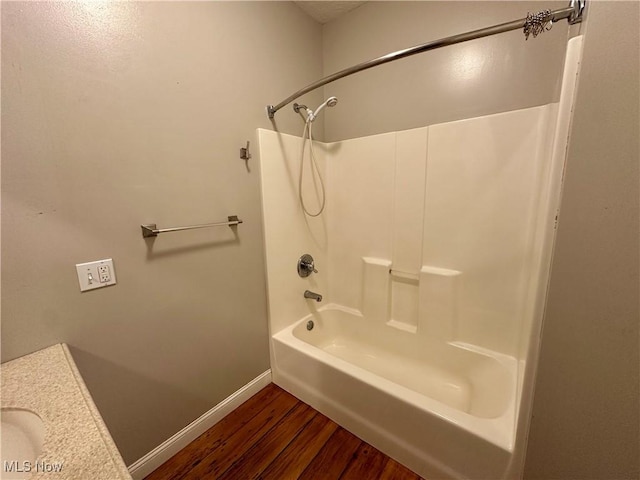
[{"xmin": 266, "ymin": 0, "xmax": 585, "ymax": 119}]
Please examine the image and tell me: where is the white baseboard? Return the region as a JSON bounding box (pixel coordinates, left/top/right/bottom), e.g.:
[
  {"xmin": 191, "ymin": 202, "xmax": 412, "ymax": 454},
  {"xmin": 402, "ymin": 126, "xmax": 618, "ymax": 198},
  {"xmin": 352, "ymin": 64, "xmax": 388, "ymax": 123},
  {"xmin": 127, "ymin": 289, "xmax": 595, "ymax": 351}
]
[{"xmin": 127, "ymin": 369, "xmax": 272, "ymax": 479}]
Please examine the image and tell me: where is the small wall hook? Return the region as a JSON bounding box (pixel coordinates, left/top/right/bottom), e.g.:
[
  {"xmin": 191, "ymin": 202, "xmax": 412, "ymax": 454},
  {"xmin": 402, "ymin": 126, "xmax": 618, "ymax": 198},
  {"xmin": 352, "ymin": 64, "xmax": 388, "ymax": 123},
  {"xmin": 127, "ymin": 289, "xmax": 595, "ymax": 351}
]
[{"xmin": 240, "ymin": 141, "xmax": 252, "ymax": 160}]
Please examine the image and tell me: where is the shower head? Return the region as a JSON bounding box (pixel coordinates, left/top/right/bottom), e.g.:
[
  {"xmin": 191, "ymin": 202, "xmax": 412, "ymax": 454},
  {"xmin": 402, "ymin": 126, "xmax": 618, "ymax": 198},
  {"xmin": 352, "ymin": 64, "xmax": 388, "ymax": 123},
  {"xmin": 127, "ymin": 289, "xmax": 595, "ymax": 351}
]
[{"xmin": 309, "ymin": 96, "xmax": 338, "ymax": 122}]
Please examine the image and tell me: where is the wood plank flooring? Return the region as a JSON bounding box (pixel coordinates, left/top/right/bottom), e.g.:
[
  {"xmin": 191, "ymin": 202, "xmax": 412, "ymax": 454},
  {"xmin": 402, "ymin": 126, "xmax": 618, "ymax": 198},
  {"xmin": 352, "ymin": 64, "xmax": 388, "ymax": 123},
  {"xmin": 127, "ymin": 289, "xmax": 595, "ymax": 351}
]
[{"xmin": 145, "ymin": 383, "xmax": 424, "ymax": 480}]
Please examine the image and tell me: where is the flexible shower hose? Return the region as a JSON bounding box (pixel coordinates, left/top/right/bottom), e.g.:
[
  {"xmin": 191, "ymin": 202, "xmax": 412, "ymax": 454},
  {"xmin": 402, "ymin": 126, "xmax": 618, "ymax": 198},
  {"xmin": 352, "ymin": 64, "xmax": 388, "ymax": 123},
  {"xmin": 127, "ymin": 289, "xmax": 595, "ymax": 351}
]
[{"xmin": 298, "ymin": 117, "xmax": 326, "ymax": 217}]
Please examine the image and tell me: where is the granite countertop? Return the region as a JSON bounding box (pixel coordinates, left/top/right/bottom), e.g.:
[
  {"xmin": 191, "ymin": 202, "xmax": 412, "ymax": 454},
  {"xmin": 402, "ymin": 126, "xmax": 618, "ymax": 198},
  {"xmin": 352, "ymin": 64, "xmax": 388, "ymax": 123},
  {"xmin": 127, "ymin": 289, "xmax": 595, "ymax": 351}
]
[{"xmin": 1, "ymin": 344, "xmax": 132, "ymax": 480}]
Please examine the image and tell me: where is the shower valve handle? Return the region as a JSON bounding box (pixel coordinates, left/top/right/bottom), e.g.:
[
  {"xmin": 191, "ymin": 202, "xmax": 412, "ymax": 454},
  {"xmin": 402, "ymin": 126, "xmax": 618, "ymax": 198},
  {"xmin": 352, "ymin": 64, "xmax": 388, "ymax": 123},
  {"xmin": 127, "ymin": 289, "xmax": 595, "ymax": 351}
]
[{"xmin": 297, "ymin": 254, "xmax": 318, "ymax": 277}]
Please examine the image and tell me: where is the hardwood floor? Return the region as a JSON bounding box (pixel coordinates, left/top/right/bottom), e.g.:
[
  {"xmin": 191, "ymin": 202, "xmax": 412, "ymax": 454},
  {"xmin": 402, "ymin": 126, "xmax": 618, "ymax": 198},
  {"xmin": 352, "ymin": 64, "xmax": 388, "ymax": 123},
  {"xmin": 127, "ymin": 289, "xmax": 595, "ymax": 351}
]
[{"xmin": 145, "ymin": 383, "xmax": 424, "ymax": 480}]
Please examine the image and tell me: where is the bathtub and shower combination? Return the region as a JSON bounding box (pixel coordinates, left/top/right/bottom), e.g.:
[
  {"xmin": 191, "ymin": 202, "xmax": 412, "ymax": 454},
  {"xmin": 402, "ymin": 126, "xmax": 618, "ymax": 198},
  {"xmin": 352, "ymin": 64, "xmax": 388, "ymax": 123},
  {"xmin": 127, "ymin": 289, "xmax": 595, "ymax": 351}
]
[
  {"xmin": 273, "ymin": 305, "xmax": 517, "ymax": 478},
  {"xmin": 259, "ymin": 5, "xmax": 585, "ymax": 478}
]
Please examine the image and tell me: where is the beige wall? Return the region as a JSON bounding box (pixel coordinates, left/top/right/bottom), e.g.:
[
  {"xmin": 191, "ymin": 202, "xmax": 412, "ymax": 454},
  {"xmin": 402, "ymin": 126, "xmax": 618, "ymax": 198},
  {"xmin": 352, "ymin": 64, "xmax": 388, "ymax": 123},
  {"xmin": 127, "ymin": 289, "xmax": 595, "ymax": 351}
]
[
  {"xmin": 321, "ymin": 1, "xmax": 568, "ymax": 141},
  {"xmin": 1, "ymin": 1, "xmax": 322, "ymax": 464},
  {"xmin": 524, "ymin": 1, "xmax": 640, "ymax": 478}
]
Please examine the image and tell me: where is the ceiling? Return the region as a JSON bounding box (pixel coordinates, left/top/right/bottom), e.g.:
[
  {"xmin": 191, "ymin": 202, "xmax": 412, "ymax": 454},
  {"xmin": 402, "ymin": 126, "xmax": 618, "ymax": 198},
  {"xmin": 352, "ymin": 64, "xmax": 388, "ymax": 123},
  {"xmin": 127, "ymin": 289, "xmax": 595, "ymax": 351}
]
[{"xmin": 294, "ymin": 1, "xmax": 367, "ymax": 24}]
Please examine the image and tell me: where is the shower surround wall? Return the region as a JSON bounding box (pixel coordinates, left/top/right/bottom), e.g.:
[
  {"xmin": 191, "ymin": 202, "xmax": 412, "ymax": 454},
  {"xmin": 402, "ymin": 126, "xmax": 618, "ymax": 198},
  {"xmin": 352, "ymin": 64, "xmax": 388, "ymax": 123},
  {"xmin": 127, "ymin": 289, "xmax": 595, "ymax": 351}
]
[
  {"xmin": 323, "ymin": 106, "xmax": 556, "ymax": 358},
  {"xmin": 261, "ymin": 103, "xmax": 556, "ymax": 349},
  {"xmin": 259, "ymin": 94, "xmax": 569, "ymax": 476}
]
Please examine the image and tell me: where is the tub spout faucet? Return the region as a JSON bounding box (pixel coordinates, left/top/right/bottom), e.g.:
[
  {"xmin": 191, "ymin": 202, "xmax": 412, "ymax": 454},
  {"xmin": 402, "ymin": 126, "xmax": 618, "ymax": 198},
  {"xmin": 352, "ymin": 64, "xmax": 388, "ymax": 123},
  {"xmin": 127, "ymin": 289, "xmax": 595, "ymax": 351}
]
[{"xmin": 304, "ymin": 290, "xmax": 322, "ymax": 302}]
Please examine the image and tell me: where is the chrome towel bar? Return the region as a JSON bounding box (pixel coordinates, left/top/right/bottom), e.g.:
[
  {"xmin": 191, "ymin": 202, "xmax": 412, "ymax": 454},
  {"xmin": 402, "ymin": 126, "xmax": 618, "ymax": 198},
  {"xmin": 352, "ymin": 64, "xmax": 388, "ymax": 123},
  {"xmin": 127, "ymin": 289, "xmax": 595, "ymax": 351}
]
[{"xmin": 141, "ymin": 215, "xmax": 243, "ymax": 238}]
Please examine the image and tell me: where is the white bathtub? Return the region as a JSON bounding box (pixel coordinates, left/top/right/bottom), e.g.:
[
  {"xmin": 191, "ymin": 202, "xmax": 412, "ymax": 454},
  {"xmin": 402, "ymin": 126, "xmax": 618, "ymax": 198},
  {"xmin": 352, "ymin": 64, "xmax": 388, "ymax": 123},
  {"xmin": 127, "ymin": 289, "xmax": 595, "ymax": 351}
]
[{"xmin": 271, "ymin": 305, "xmax": 518, "ymax": 479}]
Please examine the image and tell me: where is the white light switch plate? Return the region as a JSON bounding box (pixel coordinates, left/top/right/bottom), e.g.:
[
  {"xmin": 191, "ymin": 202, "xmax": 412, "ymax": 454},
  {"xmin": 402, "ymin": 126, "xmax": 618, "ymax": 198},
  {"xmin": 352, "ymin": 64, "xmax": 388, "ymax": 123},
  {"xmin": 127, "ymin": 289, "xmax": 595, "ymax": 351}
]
[{"xmin": 76, "ymin": 258, "xmax": 117, "ymax": 292}]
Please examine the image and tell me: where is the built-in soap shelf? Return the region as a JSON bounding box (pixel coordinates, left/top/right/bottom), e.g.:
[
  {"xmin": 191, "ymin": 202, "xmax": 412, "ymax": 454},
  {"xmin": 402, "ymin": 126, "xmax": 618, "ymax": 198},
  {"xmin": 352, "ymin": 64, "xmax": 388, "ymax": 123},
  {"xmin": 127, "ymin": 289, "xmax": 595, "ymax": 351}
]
[
  {"xmin": 386, "ymin": 319, "xmax": 418, "ymax": 333},
  {"xmin": 389, "ymin": 269, "xmax": 419, "ymax": 281},
  {"xmin": 361, "ymin": 257, "xmax": 461, "ymax": 339}
]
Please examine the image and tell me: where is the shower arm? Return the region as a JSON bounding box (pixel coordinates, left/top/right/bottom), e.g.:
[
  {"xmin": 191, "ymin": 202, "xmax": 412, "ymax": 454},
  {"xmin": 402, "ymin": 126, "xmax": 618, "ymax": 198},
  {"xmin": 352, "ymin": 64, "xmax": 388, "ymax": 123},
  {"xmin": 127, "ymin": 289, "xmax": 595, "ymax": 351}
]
[{"xmin": 266, "ymin": 0, "xmax": 585, "ymax": 119}]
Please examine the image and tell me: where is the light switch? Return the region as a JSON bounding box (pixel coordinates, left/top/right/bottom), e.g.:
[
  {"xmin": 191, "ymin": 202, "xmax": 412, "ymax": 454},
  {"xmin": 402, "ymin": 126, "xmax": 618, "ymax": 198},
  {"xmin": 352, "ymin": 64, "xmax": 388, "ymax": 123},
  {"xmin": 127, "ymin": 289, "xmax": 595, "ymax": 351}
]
[{"xmin": 76, "ymin": 259, "xmax": 117, "ymax": 292}]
